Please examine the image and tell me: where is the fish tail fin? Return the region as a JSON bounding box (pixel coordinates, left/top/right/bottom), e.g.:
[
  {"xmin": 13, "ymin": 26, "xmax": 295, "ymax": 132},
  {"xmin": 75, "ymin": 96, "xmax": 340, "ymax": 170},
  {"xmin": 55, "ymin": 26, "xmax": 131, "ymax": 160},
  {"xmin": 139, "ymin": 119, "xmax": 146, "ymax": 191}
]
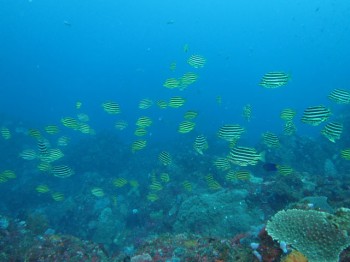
[{"xmin": 260, "ymin": 151, "xmax": 266, "ymax": 162}]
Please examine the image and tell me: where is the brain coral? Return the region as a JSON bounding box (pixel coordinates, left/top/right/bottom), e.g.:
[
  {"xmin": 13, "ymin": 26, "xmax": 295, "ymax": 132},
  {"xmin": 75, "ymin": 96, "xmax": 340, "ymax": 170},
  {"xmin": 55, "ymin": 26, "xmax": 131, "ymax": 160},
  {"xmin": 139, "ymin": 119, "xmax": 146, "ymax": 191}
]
[{"xmin": 266, "ymin": 208, "xmax": 350, "ymax": 262}]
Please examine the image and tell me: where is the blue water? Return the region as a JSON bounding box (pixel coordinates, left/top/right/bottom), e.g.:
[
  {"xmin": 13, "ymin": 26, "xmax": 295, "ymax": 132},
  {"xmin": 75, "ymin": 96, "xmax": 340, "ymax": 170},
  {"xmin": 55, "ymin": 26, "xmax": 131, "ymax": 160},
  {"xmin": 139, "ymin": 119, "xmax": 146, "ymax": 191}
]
[
  {"xmin": 2, "ymin": 0, "xmax": 349, "ymax": 140},
  {"xmin": 1, "ymin": 0, "xmax": 350, "ymax": 257}
]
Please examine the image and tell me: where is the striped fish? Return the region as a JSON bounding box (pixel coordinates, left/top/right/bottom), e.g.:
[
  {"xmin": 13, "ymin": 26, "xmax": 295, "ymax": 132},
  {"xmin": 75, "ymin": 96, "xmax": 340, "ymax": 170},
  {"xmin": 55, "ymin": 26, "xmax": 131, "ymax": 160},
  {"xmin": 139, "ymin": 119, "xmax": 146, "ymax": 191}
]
[
  {"xmin": 213, "ymin": 157, "xmax": 231, "ymax": 171},
  {"xmin": 61, "ymin": 117, "xmax": 79, "ymax": 129},
  {"xmin": 187, "ymin": 54, "xmax": 206, "ymax": 68},
  {"xmin": 280, "ymin": 108, "xmax": 297, "ymax": 121},
  {"xmin": 37, "ymin": 139, "xmax": 49, "ymax": 157},
  {"xmin": 259, "ymin": 72, "xmax": 290, "ymax": 88},
  {"xmin": 242, "ymin": 104, "xmax": 252, "ymax": 122},
  {"xmin": 115, "ymin": 121, "xmax": 128, "ymax": 131},
  {"xmin": 218, "ymin": 124, "xmax": 245, "ymax": 141},
  {"xmin": 277, "ymin": 165, "xmax": 293, "ymax": 176},
  {"xmin": 51, "ymin": 192, "xmax": 64, "ymax": 201},
  {"xmin": 1, "ymin": 127, "xmax": 11, "ymax": 140},
  {"xmin": 179, "ymin": 72, "xmax": 198, "ymax": 89},
  {"xmin": 156, "ymin": 100, "xmax": 168, "ymax": 109},
  {"xmin": 321, "ymin": 122, "xmax": 343, "ymax": 143},
  {"xmin": 193, "ymin": 135, "xmax": 208, "ymax": 155},
  {"xmin": 301, "ymin": 105, "xmax": 331, "ymax": 126},
  {"xmin": 45, "ymin": 125, "xmax": 59, "ymax": 135},
  {"xmin": 283, "ymin": 121, "xmax": 297, "ymax": 135},
  {"xmin": 102, "ymin": 101, "xmax": 121, "ymax": 114},
  {"xmin": 50, "ymin": 165, "xmax": 74, "ymax": 178},
  {"xmin": 163, "ymin": 78, "xmax": 180, "ymax": 89},
  {"xmin": 136, "ymin": 116, "xmax": 152, "ymax": 127},
  {"xmin": 158, "ymin": 151, "xmax": 172, "ymax": 166},
  {"xmin": 168, "ymin": 96, "xmax": 186, "ymax": 108},
  {"xmin": 205, "ymin": 174, "xmax": 221, "ymax": 190},
  {"xmin": 131, "ymin": 140, "xmax": 147, "ymax": 152},
  {"xmin": 228, "ymin": 146, "xmax": 265, "ymax": 166},
  {"xmin": 19, "ymin": 149, "xmax": 37, "ymax": 160},
  {"xmin": 178, "ymin": 121, "xmax": 195, "ymax": 134},
  {"xmin": 328, "ymin": 89, "xmax": 350, "ymax": 104},
  {"xmin": 262, "ymin": 132, "xmax": 280, "ymax": 148},
  {"xmin": 91, "ymin": 187, "xmax": 105, "ymax": 197},
  {"xmin": 134, "ymin": 128, "xmax": 147, "ymax": 137},
  {"xmin": 184, "ymin": 110, "xmax": 198, "ymax": 120},
  {"xmin": 341, "ymin": 149, "xmax": 350, "ymax": 160},
  {"xmin": 138, "ymin": 98, "xmax": 153, "ymax": 109}
]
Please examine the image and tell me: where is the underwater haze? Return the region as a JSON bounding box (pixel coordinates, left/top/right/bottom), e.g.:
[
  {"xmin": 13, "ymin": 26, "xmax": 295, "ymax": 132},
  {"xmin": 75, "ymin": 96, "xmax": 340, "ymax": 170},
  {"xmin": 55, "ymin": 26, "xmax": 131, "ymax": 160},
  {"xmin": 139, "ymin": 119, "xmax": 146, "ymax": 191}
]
[{"xmin": 1, "ymin": 0, "xmax": 350, "ymax": 261}]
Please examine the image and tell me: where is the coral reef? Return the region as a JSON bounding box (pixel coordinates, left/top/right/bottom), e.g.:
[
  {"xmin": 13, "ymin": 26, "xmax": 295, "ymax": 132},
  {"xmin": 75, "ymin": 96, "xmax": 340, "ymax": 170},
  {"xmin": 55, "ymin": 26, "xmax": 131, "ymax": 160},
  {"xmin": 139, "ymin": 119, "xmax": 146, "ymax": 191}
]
[
  {"xmin": 266, "ymin": 208, "xmax": 350, "ymax": 262},
  {"xmin": 174, "ymin": 189, "xmax": 263, "ymax": 237},
  {"xmin": 0, "ymin": 215, "xmax": 109, "ymax": 261}
]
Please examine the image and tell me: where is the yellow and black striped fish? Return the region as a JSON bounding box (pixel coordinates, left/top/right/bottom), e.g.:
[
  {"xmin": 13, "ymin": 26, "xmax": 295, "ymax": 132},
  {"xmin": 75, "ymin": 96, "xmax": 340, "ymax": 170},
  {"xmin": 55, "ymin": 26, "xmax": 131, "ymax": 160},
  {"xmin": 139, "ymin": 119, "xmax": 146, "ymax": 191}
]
[
  {"xmin": 259, "ymin": 71, "xmax": 291, "ymax": 88},
  {"xmin": 19, "ymin": 149, "xmax": 37, "ymax": 160},
  {"xmin": 218, "ymin": 124, "xmax": 245, "ymax": 141},
  {"xmin": 50, "ymin": 165, "xmax": 74, "ymax": 178},
  {"xmin": 328, "ymin": 88, "xmax": 350, "ymax": 104},
  {"xmin": 102, "ymin": 101, "xmax": 121, "ymax": 114},
  {"xmin": 205, "ymin": 174, "xmax": 221, "ymax": 190},
  {"xmin": 169, "ymin": 62, "xmax": 177, "ymax": 71},
  {"xmin": 178, "ymin": 121, "xmax": 195, "ymax": 134},
  {"xmin": 179, "ymin": 72, "xmax": 198, "ymax": 89},
  {"xmin": 277, "ymin": 165, "xmax": 293, "ymax": 176},
  {"xmin": 283, "ymin": 121, "xmax": 297, "ymax": 136},
  {"xmin": 341, "ymin": 149, "xmax": 350, "ymax": 160},
  {"xmin": 134, "ymin": 128, "xmax": 147, "ymax": 137},
  {"xmin": 182, "ymin": 180, "xmax": 193, "ymax": 192},
  {"xmin": 228, "ymin": 146, "xmax": 264, "ymax": 166},
  {"xmin": 45, "ymin": 125, "xmax": 60, "ymax": 135},
  {"xmin": 163, "ymin": 78, "xmax": 180, "ymax": 89},
  {"xmin": 51, "ymin": 192, "xmax": 65, "ymax": 201},
  {"xmin": 37, "ymin": 139, "xmax": 49, "ymax": 157},
  {"xmin": 234, "ymin": 170, "xmax": 251, "ymax": 180},
  {"xmin": 160, "ymin": 173, "xmax": 170, "ymax": 183},
  {"xmin": 213, "ymin": 157, "xmax": 231, "ymax": 171},
  {"xmin": 1, "ymin": 127, "xmax": 11, "ymax": 140},
  {"xmin": 156, "ymin": 100, "xmax": 168, "ymax": 109},
  {"xmin": 76, "ymin": 101, "xmax": 82, "ymax": 109},
  {"xmin": 61, "ymin": 117, "xmax": 79, "ymax": 130},
  {"xmin": 242, "ymin": 104, "xmax": 252, "ymax": 122},
  {"xmin": 168, "ymin": 96, "xmax": 186, "ymax": 108},
  {"xmin": 113, "ymin": 177, "xmax": 128, "ymax": 187},
  {"xmin": 138, "ymin": 98, "xmax": 153, "ymax": 109},
  {"xmin": 187, "ymin": 54, "xmax": 206, "ymax": 68},
  {"xmin": 136, "ymin": 116, "xmax": 152, "ymax": 128},
  {"xmin": 115, "ymin": 121, "xmax": 128, "ymax": 130},
  {"xmin": 40, "ymin": 148, "xmax": 64, "ymax": 163},
  {"xmin": 147, "ymin": 193, "xmax": 159, "ymax": 202},
  {"xmin": 262, "ymin": 132, "xmax": 280, "ymax": 148},
  {"xmin": 158, "ymin": 151, "xmax": 172, "ymax": 166},
  {"xmin": 149, "ymin": 180, "xmax": 163, "ymax": 191},
  {"xmin": 321, "ymin": 122, "xmax": 343, "ymax": 143},
  {"xmin": 37, "ymin": 162, "xmax": 52, "ymax": 172},
  {"xmin": 280, "ymin": 108, "xmax": 297, "ymax": 121},
  {"xmin": 193, "ymin": 135, "xmax": 208, "ymax": 155},
  {"xmin": 57, "ymin": 136, "xmax": 70, "ymax": 146},
  {"xmin": 184, "ymin": 110, "xmax": 198, "ymax": 120},
  {"xmin": 301, "ymin": 105, "xmax": 331, "ymax": 126},
  {"xmin": 91, "ymin": 187, "xmax": 105, "ymax": 197},
  {"xmin": 35, "ymin": 184, "xmax": 50, "ymax": 193},
  {"xmin": 131, "ymin": 140, "xmax": 147, "ymax": 152}
]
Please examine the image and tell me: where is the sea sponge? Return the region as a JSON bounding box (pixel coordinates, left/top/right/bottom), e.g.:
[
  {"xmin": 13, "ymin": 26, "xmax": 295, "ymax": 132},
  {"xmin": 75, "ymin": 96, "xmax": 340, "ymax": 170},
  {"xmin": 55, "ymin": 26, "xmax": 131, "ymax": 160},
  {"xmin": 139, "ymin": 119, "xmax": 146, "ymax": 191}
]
[
  {"xmin": 266, "ymin": 208, "xmax": 350, "ymax": 262},
  {"xmin": 281, "ymin": 250, "xmax": 307, "ymax": 262}
]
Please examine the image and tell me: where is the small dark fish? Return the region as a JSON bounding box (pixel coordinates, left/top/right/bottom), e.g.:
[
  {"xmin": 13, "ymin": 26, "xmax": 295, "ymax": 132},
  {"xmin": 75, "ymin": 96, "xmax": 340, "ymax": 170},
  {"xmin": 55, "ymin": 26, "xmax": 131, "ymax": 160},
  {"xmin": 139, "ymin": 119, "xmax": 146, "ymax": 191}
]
[{"xmin": 263, "ymin": 162, "xmax": 278, "ymax": 172}]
